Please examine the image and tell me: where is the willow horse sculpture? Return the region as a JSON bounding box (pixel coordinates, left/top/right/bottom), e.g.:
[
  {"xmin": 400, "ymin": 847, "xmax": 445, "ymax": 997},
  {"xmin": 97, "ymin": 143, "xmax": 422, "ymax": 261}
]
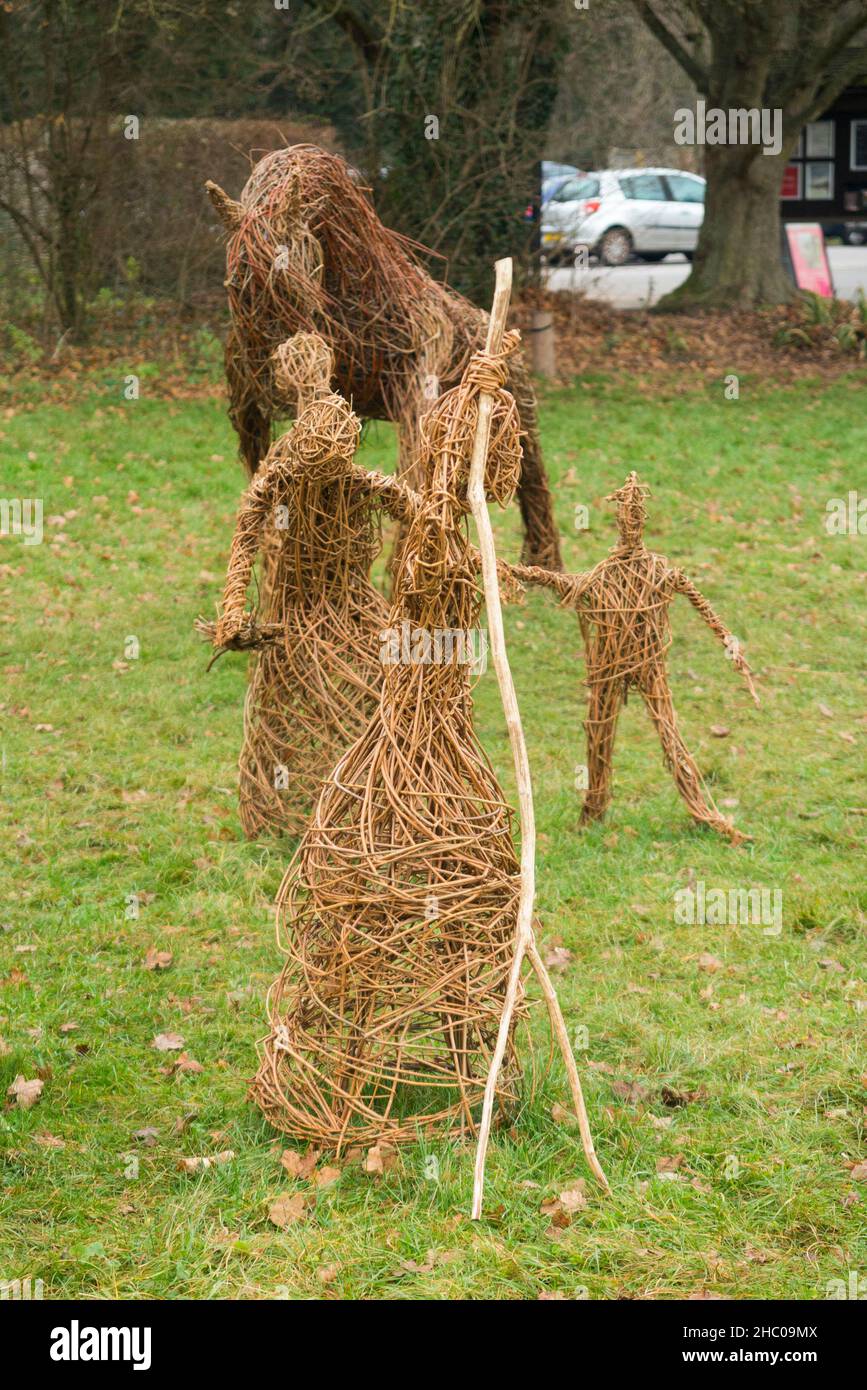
[
  {"xmin": 204, "ymin": 142, "xmax": 562, "ymax": 570},
  {"xmin": 520, "ymin": 474, "xmax": 759, "ymax": 843}
]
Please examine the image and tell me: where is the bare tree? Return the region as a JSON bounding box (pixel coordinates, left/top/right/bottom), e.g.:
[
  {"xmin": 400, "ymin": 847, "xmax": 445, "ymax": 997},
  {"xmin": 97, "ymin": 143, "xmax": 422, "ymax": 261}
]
[{"xmin": 629, "ymin": 0, "xmax": 867, "ymax": 307}]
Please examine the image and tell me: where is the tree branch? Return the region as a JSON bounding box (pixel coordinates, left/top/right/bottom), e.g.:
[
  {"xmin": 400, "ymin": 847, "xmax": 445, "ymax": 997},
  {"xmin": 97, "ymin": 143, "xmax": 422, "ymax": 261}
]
[{"xmin": 630, "ymin": 0, "xmax": 709, "ymax": 90}]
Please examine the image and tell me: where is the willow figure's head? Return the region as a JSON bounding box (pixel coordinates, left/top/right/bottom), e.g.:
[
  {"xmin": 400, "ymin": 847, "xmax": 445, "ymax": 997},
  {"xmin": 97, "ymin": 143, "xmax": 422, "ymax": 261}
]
[{"xmin": 608, "ymin": 471, "xmax": 650, "ymax": 548}]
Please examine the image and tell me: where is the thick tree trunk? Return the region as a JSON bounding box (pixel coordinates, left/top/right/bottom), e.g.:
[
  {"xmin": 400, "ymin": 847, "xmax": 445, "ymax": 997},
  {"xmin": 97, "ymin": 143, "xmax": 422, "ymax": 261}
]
[{"xmin": 657, "ymin": 143, "xmax": 797, "ymax": 311}]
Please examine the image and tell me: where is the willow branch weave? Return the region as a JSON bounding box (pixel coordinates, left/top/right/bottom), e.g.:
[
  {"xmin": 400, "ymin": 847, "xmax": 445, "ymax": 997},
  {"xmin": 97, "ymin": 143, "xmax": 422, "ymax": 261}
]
[
  {"xmin": 250, "ymin": 334, "xmax": 533, "ymax": 1148},
  {"xmin": 206, "ymin": 143, "xmax": 562, "ymax": 570}
]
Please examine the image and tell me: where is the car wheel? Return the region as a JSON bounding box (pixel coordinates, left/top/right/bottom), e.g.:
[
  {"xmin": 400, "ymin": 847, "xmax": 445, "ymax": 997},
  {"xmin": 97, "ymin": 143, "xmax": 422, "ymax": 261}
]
[
  {"xmin": 845, "ymin": 228, "xmax": 866, "ymax": 246},
  {"xmin": 598, "ymin": 227, "xmax": 633, "ymax": 266},
  {"xmin": 683, "ymin": 252, "xmax": 694, "ymax": 261}
]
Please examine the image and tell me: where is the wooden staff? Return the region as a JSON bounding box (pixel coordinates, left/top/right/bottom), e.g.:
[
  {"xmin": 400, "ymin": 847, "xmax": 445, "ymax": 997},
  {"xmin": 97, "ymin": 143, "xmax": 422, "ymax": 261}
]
[{"xmin": 468, "ymin": 258, "xmax": 609, "ymax": 1220}]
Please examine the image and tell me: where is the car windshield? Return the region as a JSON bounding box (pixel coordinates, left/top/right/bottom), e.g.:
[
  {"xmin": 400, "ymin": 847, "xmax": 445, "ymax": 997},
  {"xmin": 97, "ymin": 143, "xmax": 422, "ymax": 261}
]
[{"xmin": 553, "ymin": 176, "xmax": 600, "ymax": 203}]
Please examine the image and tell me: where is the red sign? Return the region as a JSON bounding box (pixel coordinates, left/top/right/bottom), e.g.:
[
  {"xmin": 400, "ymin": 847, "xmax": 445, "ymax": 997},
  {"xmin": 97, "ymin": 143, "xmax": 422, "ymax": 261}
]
[
  {"xmin": 780, "ymin": 164, "xmax": 800, "ymax": 199},
  {"xmin": 783, "ymin": 223, "xmax": 834, "ymax": 297}
]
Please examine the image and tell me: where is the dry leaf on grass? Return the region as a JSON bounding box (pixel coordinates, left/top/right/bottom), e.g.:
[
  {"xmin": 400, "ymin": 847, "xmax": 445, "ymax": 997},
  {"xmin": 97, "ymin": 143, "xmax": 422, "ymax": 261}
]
[
  {"xmin": 540, "ymin": 1180, "xmax": 587, "ymax": 1229},
  {"xmin": 143, "ymin": 947, "xmax": 173, "ymax": 971},
  {"xmin": 363, "ymin": 1143, "xmax": 397, "ymax": 1175},
  {"xmin": 648, "ymin": 1113, "xmax": 673, "ymax": 1130},
  {"xmin": 7, "ymin": 1075, "xmax": 43, "ymax": 1109},
  {"xmin": 710, "ymin": 725, "xmax": 730, "ymax": 738},
  {"xmin": 661, "ymin": 1084, "xmax": 708, "ymax": 1107},
  {"xmin": 656, "ymin": 1154, "xmax": 686, "ymax": 1179},
  {"xmin": 280, "ymin": 1148, "xmax": 320, "ymax": 1180},
  {"xmin": 543, "ymin": 945, "xmax": 573, "ymax": 971},
  {"xmin": 697, "ymin": 953, "xmax": 724, "ymax": 973},
  {"xmin": 397, "ymin": 1249, "xmax": 461, "ymax": 1276},
  {"xmin": 558, "ymin": 1179, "xmax": 588, "ymax": 1213},
  {"xmin": 177, "ymin": 1150, "xmax": 234, "ymax": 1173},
  {"xmin": 268, "ymin": 1192, "xmax": 308, "ymax": 1228},
  {"xmin": 847, "ymin": 1161, "xmax": 867, "ymax": 1181},
  {"xmin": 314, "ymin": 1165, "xmax": 341, "ymax": 1188},
  {"xmin": 163, "ymin": 1052, "xmax": 204, "ymax": 1076},
  {"xmin": 152, "ymin": 1031, "xmax": 185, "ymax": 1052},
  {"xmin": 611, "ymin": 1078, "xmax": 648, "ymax": 1105},
  {"xmin": 33, "ymin": 1131, "xmax": 64, "ymax": 1148}
]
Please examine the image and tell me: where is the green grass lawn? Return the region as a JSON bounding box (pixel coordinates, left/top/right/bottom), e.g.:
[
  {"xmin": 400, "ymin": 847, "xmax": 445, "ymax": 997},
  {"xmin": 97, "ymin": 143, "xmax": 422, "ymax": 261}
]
[{"xmin": 0, "ymin": 369, "xmax": 865, "ymax": 1300}]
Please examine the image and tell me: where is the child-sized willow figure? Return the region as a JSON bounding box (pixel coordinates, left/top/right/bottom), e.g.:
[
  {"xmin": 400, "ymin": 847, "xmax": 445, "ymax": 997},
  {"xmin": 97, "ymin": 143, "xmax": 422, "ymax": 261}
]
[{"xmin": 521, "ymin": 473, "xmax": 759, "ymax": 843}]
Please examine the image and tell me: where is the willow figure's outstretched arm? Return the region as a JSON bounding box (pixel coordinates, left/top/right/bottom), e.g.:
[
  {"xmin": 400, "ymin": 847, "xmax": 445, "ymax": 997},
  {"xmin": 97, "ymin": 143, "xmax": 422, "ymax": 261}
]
[
  {"xmin": 510, "ymin": 563, "xmax": 595, "ymax": 608},
  {"xmin": 209, "ymin": 459, "xmax": 283, "ymax": 651},
  {"xmin": 350, "ymin": 465, "xmax": 528, "ymax": 603},
  {"xmin": 349, "ymin": 466, "xmax": 420, "ymax": 527},
  {"xmin": 674, "ymin": 569, "xmax": 759, "ymax": 706}
]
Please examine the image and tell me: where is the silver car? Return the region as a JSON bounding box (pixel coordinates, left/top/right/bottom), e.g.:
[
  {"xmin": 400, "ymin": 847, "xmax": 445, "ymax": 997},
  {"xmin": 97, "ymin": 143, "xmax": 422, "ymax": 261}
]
[{"xmin": 542, "ymin": 168, "xmax": 706, "ymax": 266}]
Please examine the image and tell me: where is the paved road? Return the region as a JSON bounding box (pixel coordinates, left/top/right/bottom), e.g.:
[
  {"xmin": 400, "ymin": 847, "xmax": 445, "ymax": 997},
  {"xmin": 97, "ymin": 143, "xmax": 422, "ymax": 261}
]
[{"xmin": 545, "ymin": 246, "xmax": 867, "ymax": 308}]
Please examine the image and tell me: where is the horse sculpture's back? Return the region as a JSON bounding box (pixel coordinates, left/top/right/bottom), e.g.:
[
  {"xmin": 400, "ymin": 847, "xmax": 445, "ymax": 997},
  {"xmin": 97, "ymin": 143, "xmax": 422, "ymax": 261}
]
[{"xmin": 206, "ymin": 144, "xmax": 562, "ymax": 569}]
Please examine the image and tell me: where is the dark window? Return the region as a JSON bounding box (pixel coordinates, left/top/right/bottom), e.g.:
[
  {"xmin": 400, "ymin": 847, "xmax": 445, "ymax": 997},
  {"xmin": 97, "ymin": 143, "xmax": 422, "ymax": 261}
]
[
  {"xmin": 619, "ymin": 174, "xmax": 668, "ymax": 201},
  {"xmin": 665, "ymin": 174, "xmax": 705, "ymax": 203}
]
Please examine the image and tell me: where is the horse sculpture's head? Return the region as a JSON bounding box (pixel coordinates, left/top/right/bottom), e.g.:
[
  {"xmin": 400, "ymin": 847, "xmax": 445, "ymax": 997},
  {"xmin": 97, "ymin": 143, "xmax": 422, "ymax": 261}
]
[{"xmin": 205, "ymin": 150, "xmax": 327, "ymax": 336}]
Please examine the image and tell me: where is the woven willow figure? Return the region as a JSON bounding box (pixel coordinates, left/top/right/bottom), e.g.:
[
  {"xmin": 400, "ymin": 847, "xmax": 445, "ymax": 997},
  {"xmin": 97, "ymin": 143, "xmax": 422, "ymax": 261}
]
[
  {"xmin": 250, "ymin": 333, "xmax": 534, "ymax": 1148},
  {"xmin": 205, "ymin": 335, "xmax": 395, "ymax": 839},
  {"xmin": 519, "ymin": 473, "xmax": 759, "ymax": 843},
  {"xmin": 204, "ymin": 143, "xmax": 562, "ymax": 569}
]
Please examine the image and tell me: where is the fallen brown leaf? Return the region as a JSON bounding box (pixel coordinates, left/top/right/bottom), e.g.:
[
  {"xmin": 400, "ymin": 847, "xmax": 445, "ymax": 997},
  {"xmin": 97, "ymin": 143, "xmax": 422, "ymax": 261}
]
[
  {"xmin": 7, "ymin": 1075, "xmax": 43, "ymax": 1109},
  {"xmin": 280, "ymin": 1148, "xmax": 320, "ymax": 1179},
  {"xmin": 543, "ymin": 945, "xmax": 572, "ymax": 971},
  {"xmin": 165, "ymin": 1052, "xmax": 204, "ymax": 1076},
  {"xmin": 143, "ymin": 947, "xmax": 173, "ymax": 971},
  {"xmin": 177, "ymin": 1150, "xmax": 234, "ymax": 1173},
  {"xmin": 268, "ymin": 1192, "xmax": 308, "ymax": 1228},
  {"xmin": 363, "ymin": 1143, "xmax": 397, "ymax": 1175},
  {"xmin": 314, "ymin": 1165, "xmax": 341, "ymax": 1188}
]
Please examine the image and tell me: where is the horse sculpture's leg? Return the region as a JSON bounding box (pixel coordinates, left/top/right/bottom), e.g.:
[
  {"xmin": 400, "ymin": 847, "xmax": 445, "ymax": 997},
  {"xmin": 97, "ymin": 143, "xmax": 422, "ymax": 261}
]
[
  {"xmin": 508, "ymin": 358, "xmax": 563, "ymax": 571},
  {"xmin": 580, "ymin": 671, "xmax": 623, "ymax": 824},
  {"xmin": 639, "ymin": 663, "xmax": 745, "ymax": 843}
]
